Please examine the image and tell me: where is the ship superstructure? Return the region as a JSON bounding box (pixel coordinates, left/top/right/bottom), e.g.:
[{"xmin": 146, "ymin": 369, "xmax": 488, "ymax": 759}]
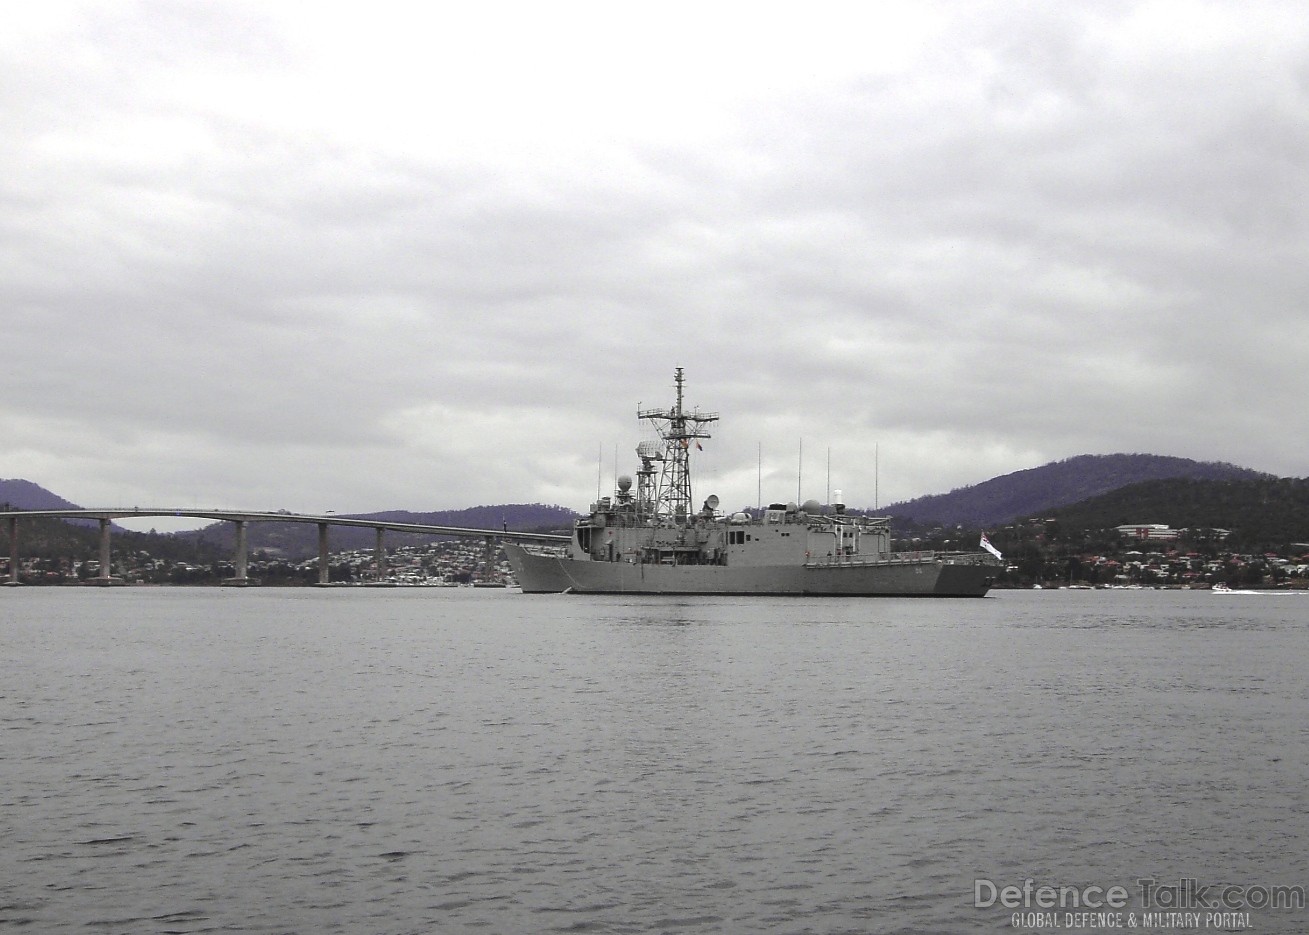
[{"xmin": 503, "ymin": 369, "xmax": 999, "ymax": 596}]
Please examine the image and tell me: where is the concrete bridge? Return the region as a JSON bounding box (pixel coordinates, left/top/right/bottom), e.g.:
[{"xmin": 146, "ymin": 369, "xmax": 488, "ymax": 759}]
[{"xmin": 2, "ymin": 508, "xmax": 570, "ymax": 587}]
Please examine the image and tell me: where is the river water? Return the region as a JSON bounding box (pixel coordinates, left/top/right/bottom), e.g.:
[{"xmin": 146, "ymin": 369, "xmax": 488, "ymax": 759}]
[{"xmin": 2, "ymin": 587, "xmax": 1306, "ymax": 934}]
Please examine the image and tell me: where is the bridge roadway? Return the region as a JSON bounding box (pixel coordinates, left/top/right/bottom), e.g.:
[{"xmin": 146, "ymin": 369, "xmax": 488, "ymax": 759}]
[{"xmin": 2, "ymin": 508, "xmax": 570, "ymax": 587}]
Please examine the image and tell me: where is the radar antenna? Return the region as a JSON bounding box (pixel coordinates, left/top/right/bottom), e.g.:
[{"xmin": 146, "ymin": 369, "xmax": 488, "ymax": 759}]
[{"xmin": 636, "ymin": 367, "xmax": 718, "ymax": 525}]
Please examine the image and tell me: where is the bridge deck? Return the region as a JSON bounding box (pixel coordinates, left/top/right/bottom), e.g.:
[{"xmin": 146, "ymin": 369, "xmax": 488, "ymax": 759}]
[
  {"xmin": 0, "ymin": 508, "xmax": 570, "ymax": 544},
  {"xmin": 3, "ymin": 508, "xmax": 570, "ymax": 587}
]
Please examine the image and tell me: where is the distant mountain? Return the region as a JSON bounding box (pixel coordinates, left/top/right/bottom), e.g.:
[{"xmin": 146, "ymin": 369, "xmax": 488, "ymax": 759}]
[
  {"xmin": 0, "ymin": 481, "xmax": 231, "ymax": 561},
  {"xmin": 883, "ymin": 454, "xmax": 1272, "ymax": 528},
  {"xmin": 0, "ymin": 478, "xmax": 82, "ymax": 511},
  {"xmin": 7, "ymin": 454, "xmax": 1285, "ymax": 554},
  {"xmin": 0, "ymin": 478, "xmax": 104, "ymax": 528}
]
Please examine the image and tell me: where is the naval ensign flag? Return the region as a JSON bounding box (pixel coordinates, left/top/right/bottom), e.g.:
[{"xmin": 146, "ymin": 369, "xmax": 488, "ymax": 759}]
[{"xmin": 980, "ymin": 533, "xmax": 1003, "ymax": 560}]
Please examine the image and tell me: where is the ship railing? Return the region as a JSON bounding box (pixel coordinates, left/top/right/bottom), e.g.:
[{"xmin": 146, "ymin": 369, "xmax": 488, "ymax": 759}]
[
  {"xmin": 804, "ymin": 550, "xmax": 939, "ymax": 568},
  {"xmin": 637, "ymin": 406, "xmax": 720, "ymax": 424},
  {"xmin": 519, "ymin": 543, "xmax": 569, "ymax": 557},
  {"xmin": 804, "ymin": 549, "xmax": 999, "ymax": 568}
]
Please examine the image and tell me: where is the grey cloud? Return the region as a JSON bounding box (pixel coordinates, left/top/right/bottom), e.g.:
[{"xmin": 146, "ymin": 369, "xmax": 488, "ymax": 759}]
[{"xmin": 3, "ymin": 2, "xmax": 1307, "ymax": 518}]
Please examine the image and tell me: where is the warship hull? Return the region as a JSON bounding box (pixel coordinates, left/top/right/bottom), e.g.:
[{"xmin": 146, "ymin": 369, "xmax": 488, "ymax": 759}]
[
  {"xmin": 504, "ymin": 543, "xmax": 997, "ymax": 597},
  {"xmin": 500, "ymin": 369, "xmax": 1002, "ymax": 598}
]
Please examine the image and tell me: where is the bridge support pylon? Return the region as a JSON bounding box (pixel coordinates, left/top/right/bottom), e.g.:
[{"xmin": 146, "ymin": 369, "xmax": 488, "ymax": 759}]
[
  {"xmin": 222, "ymin": 519, "xmax": 257, "ymax": 586},
  {"xmin": 5, "ymin": 516, "xmax": 19, "ymax": 586},
  {"xmin": 89, "ymin": 517, "xmax": 124, "ymax": 586},
  {"xmin": 316, "ymin": 522, "xmax": 331, "ymax": 586},
  {"xmin": 362, "ymin": 526, "xmax": 396, "ymax": 587}
]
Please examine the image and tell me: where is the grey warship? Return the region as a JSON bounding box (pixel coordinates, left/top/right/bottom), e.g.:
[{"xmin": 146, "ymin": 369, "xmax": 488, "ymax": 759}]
[{"xmin": 503, "ymin": 369, "xmax": 1000, "ymax": 596}]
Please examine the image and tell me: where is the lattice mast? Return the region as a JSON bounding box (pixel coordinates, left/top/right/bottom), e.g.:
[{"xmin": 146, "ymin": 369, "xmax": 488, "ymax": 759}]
[{"xmin": 636, "ymin": 367, "xmax": 718, "ymax": 525}]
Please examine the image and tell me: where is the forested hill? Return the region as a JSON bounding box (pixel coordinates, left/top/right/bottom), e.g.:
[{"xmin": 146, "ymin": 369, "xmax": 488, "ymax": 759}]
[
  {"xmin": 364, "ymin": 504, "xmax": 578, "ymax": 532},
  {"xmin": 1046, "ymin": 476, "xmax": 1309, "ymax": 548},
  {"xmin": 884, "ymin": 454, "xmax": 1271, "ymax": 527}
]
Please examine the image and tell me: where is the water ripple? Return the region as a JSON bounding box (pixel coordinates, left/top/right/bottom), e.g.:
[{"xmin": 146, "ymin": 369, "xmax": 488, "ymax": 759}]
[{"xmin": 1, "ymin": 588, "xmax": 1306, "ymax": 933}]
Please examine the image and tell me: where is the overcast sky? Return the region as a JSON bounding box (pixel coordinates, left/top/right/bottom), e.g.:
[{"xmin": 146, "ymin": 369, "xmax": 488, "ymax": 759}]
[{"xmin": 4, "ymin": 1, "xmax": 1307, "ymax": 531}]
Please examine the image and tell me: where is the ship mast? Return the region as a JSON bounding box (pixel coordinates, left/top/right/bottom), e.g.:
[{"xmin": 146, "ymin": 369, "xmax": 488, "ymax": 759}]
[{"xmin": 636, "ymin": 367, "xmax": 718, "ymax": 525}]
